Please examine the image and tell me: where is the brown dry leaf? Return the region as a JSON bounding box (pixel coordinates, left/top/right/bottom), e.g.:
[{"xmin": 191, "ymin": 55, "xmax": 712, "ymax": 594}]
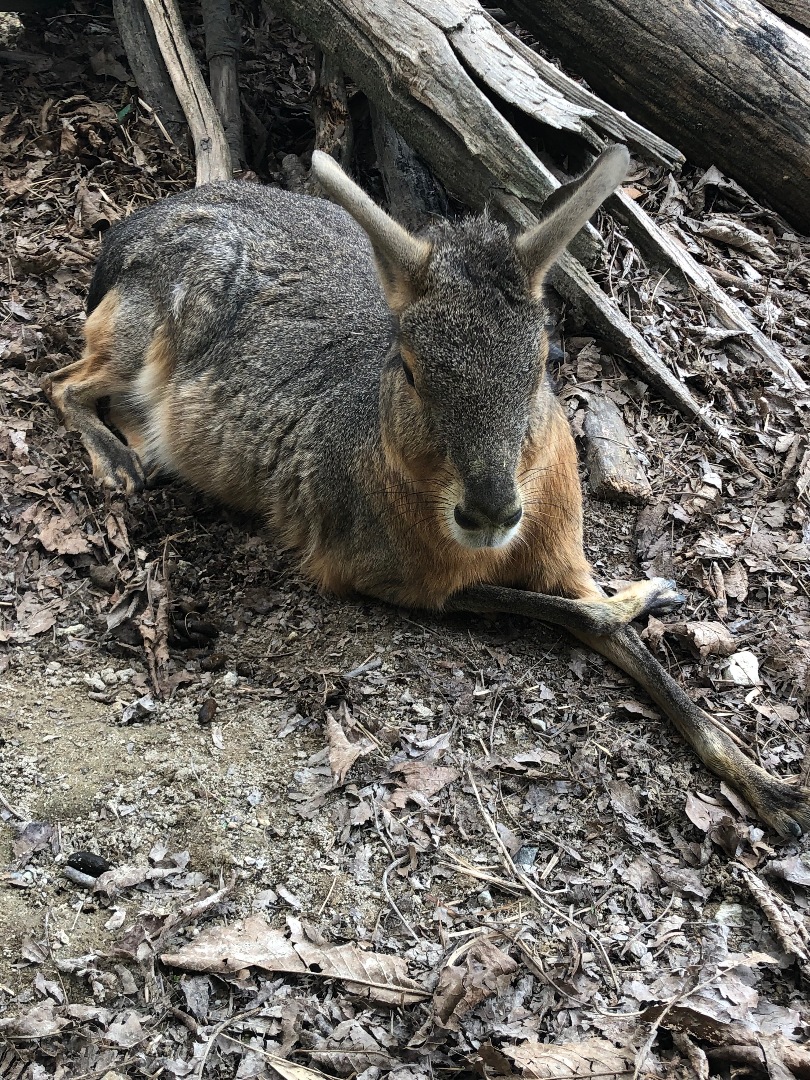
[
  {"xmin": 325, "ymin": 709, "xmax": 373, "ymax": 784},
  {"xmin": 74, "ymin": 177, "xmax": 120, "ymax": 232},
  {"xmin": 161, "ymin": 915, "xmax": 427, "ymax": 1005},
  {"xmin": 502, "ymin": 1037, "xmax": 633, "ymax": 1077},
  {"xmin": 12, "ymin": 821, "xmax": 55, "ymax": 864},
  {"xmin": 666, "ymin": 620, "xmax": 736, "ymax": 658},
  {"xmin": 432, "ymin": 938, "xmax": 518, "ymax": 1030},
  {"xmin": 89, "ymin": 45, "xmax": 130, "ymax": 83},
  {"xmin": 104, "ymin": 1011, "xmax": 144, "ymax": 1048},
  {"xmin": 30, "ymin": 499, "xmax": 92, "ymax": 556},
  {"xmin": 105, "ymin": 509, "xmax": 130, "ymax": 554},
  {"xmin": 307, "ymin": 1018, "xmax": 393, "ymax": 1074},
  {"xmin": 722, "ymin": 563, "xmax": 749, "ymax": 601},
  {"xmin": 264, "ymin": 1057, "xmax": 334, "ymax": 1080},
  {"xmin": 684, "ymin": 792, "xmax": 734, "ymax": 833},
  {"xmin": 14, "ymin": 593, "xmax": 57, "ymax": 639},
  {"xmin": 0, "ymin": 1001, "xmax": 71, "ymax": 1039},
  {"xmin": 766, "ymin": 854, "xmax": 810, "ymax": 888},
  {"xmin": 386, "ymin": 761, "xmax": 460, "ymax": 809}
]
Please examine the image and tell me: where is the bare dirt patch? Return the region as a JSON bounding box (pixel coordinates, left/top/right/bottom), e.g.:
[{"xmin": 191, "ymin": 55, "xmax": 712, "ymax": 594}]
[{"xmin": 1, "ymin": 5, "xmax": 809, "ymax": 1079}]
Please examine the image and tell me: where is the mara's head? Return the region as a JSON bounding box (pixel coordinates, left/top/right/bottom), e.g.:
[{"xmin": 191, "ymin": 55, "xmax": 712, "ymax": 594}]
[{"xmin": 312, "ymin": 146, "xmax": 629, "ymax": 551}]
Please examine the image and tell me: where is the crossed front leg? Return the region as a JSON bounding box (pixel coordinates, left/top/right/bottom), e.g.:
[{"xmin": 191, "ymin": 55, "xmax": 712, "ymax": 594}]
[
  {"xmin": 444, "ymin": 576, "xmax": 684, "ymax": 635},
  {"xmin": 445, "ymin": 581, "xmax": 810, "ymax": 837}
]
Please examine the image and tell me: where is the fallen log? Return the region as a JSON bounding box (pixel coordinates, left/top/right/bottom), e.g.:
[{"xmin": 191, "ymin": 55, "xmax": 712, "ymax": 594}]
[
  {"xmin": 112, "ymin": 0, "xmax": 186, "ymax": 144},
  {"xmin": 580, "ymin": 392, "xmax": 652, "ymax": 504},
  {"xmin": 763, "ymin": 0, "xmax": 810, "ymax": 30},
  {"xmin": 500, "ymin": 0, "xmax": 810, "ymax": 232},
  {"xmin": 141, "ymin": 0, "xmax": 231, "ymax": 185},
  {"xmin": 269, "ymin": 0, "xmax": 807, "ymax": 477},
  {"xmin": 201, "ymin": 0, "xmax": 245, "ymax": 170}
]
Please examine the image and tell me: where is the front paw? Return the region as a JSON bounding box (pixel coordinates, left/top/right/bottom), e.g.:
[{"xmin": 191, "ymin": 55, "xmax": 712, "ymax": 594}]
[{"xmin": 641, "ymin": 577, "xmax": 686, "ymax": 617}]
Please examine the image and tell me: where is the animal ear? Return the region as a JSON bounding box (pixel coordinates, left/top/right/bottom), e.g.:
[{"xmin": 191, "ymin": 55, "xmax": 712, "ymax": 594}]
[
  {"xmin": 311, "ymin": 150, "xmax": 431, "ymax": 312},
  {"xmin": 516, "ymin": 144, "xmax": 630, "ymax": 295}
]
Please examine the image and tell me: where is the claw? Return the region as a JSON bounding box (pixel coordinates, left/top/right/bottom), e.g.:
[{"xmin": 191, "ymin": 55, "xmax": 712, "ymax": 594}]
[{"xmin": 641, "ymin": 577, "xmax": 686, "ymax": 617}]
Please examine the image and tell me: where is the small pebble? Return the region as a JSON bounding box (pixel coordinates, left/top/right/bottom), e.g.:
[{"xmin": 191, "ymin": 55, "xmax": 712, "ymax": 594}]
[
  {"xmin": 198, "ymin": 698, "xmax": 218, "ymax": 725},
  {"xmin": 201, "ymin": 652, "xmax": 227, "ymax": 672},
  {"xmin": 67, "ymin": 851, "xmax": 112, "ymax": 878},
  {"xmin": 89, "ymin": 564, "xmax": 117, "ymax": 592},
  {"xmin": 83, "ymin": 673, "xmax": 106, "ymax": 694}
]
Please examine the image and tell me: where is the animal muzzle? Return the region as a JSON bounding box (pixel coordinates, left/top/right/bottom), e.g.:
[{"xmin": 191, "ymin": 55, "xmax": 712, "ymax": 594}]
[{"xmin": 450, "ymin": 474, "xmax": 523, "ymax": 549}]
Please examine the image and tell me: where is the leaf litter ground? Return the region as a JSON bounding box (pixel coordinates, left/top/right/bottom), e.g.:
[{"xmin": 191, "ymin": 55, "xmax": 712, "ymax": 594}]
[{"xmin": 1, "ymin": 6, "xmax": 810, "ymax": 1079}]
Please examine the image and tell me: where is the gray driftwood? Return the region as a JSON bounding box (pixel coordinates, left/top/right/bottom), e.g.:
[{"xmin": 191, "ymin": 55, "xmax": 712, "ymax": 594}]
[
  {"xmin": 761, "ymin": 0, "xmax": 810, "ymax": 30},
  {"xmin": 500, "ymin": 0, "xmax": 810, "ymax": 232},
  {"xmin": 201, "ymin": 0, "xmax": 245, "ymax": 170},
  {"xmin": 142, "ymin": 0, "xmax": 232, "ymax": 185},
  {"xmin": 581, "ymin": 393, "xmax": 652, "ymax": 504},
  {"xmin": 112, "ymin": 0, "xmax": 186, "ymax": 144}
]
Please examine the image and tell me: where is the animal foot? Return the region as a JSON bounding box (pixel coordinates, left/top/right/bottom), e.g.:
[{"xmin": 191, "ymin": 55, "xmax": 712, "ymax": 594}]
[
  {"xmin": 751, "ymin": 778, "xmax": 810, "ymax": 839},
  {"xmin": 639, "ymin": 577, "xmax": 686, "ymax": 618},
  {"xmin": 89, "ymin": 438, "xmax": 146, "ymax": 495}
]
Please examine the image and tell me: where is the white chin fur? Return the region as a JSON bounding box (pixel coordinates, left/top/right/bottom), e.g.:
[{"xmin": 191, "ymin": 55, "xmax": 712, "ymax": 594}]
[{"xmin": 448, "ymin": 516, "xmax": 521, "ymax": 551}]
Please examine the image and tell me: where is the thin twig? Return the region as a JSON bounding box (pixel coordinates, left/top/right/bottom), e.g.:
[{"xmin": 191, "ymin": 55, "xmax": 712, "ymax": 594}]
[{"xmin": 467, "ymin": 768, "xmax": 621, "ymax": 993}]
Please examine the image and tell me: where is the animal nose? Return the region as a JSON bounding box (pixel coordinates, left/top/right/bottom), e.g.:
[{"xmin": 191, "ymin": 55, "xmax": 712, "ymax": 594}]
[{"xmin": 454, "ymin": 501, "xmax": 523, "ymax": 532}]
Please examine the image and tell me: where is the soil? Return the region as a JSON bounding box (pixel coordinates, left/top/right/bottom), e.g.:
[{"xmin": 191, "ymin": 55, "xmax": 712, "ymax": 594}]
[{"xmin": 1, "ymin": 4, "xmax": 809, "ymax": 1077}]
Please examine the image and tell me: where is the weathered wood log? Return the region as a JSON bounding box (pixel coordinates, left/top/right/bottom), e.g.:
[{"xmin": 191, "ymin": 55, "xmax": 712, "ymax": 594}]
[
  {"xmin": 760, "ymin": 0, "xmax": 810, "ymax": 32},
  {"xmin": 201, "ymin": 0, "xmax": 245, "ymax": 170},
  {"xmin": 500, "ymin": 0, "xmax": 810, "ymax": 232},
  {"xmin": 113, "ymin": 0, "xmax": 186, "ymax": 145},
  {"xmin": 141, "ymin": 0, "xmax": 232, "ymax": 185},
  {"xmin": 580, "ymin": 392, "xmax": 652, "ymax": 504},
  {"xmin": 369, "ymin": 104, "xmax": 448, "ymax": 231},
  {"xmin": 269, "ymin": 0, "xmax": 804, "ymax": 474},
  {"xmin": 480, "ymin": 8, "xmax": 683, "ymax": 169}
]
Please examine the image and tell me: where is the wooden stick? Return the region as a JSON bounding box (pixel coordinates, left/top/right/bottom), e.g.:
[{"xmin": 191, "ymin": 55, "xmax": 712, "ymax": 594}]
[
  {"xmin": 201, "ymin": 0, "xmax": 245, "ymax": 170},
  {"xmin": 142, "ymin": 0, "xmax": 232, "ymax": 185},
  {"xmin": 581, "ymin": 391, "xmax": 652, "ymax": 503},
  {"xmin": 113, "ymin": 0, "xmax": 186, "ymax": 144}
]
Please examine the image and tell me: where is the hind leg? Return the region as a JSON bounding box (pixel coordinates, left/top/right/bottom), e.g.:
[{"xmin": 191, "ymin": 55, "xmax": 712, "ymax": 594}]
[{"xmin": 43, "ymin": 289, "xmax": 146, "ymax": 493}]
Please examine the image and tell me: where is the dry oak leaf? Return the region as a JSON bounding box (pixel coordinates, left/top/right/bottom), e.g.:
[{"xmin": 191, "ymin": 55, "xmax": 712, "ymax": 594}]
[
  {"xmin": 264, "ymin": 1058, "xmax": 334, "ymax": 1080},
  {"xmin": 666, "ymin": 620, "xmax": 736, "ymax": 658},
  {"xmin": 0, "ymin": 1001, "xmax": 71, "ymax": 1039},
  {"xmin": 502, "ymin": 1037, "xmax": 633, "ymax": 1077},
  {"xmin": 325, "ymin": 710, "xmax": 374, "ymax": 784},
  {"xmin": 386, "ymin": 761, "xmax": 460, "ymax": 809},
  {"xmin": 161, "ymin": 915, "xmax": 428, "ymax": 1006},
  {"xmin": 766, "ymin": 854, "xmax": 810, "ymax": 888},
  {"xmin": 29, "ymin": 499, "xmax": 92, "ymax": 556},
  {"xmin": 432, "ymin": 939, "xmax": 518, "ymax": 1030}
]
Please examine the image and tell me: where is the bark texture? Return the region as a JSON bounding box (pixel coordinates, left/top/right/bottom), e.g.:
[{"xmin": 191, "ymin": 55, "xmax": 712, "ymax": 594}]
[
  {"xmin": 500, "ymin": 0, "xmax": 810, "ymax": 231},
  {"xmin": 113, "ymin": 0, "xmax": 186, "ymax": 144},
  {"xmin": 201, "ymin": 0, "xmax": 245, "ymax": 169},
  {"xmin": 761, "ymin": 0, "xmax": 810, "ymax": 31},
  {"xmin": 142, "ymin": 0, "xmax": 232, "ymax": 184}
]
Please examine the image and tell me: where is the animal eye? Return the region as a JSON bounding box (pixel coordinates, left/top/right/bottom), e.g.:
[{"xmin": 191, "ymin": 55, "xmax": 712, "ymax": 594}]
[{"xmin": 402, "ymin": 359, "xmax": 416, "ymax": 387}]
